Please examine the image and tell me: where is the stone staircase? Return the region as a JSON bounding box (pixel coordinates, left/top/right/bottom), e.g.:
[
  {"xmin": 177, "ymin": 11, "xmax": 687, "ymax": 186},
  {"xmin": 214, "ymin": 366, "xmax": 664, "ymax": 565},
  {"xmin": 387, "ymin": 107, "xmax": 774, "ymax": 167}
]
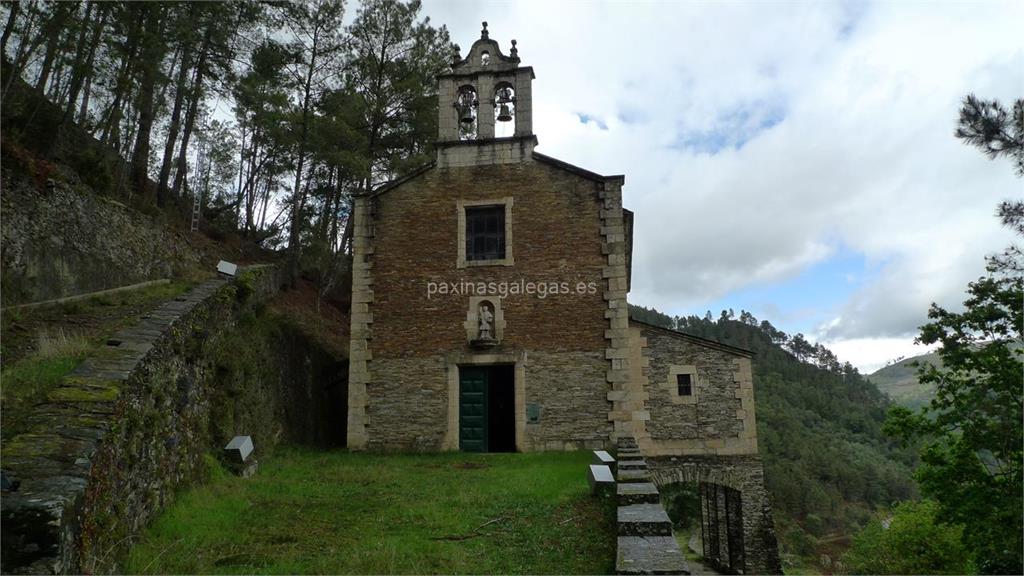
[{"xmin": 589, "ymin": 437, "xmax": 690, "ymax": 575}]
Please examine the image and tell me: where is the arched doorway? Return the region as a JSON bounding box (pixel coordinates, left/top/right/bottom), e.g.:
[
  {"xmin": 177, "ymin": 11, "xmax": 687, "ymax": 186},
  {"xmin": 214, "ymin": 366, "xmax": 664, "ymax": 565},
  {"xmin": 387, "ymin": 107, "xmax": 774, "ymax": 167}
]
[{"xmin": 647, "ymin": 456, "xmax": 783, "ymax": 575}]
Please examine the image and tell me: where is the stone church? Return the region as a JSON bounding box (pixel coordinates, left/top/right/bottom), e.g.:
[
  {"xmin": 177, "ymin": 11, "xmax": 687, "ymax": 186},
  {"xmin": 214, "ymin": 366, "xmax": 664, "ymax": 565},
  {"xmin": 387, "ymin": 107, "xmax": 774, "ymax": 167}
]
[{"xmin": 347, "ymin": 23, "xmax": 781, "ymax": 573}]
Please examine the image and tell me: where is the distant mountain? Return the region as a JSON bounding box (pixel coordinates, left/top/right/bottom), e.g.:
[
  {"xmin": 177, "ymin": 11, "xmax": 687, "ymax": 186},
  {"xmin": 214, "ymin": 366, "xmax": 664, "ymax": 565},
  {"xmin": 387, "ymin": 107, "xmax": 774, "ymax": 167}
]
[
  {"xmin": 630, "ymin": 305, "xmax": 917, "ymax": 570},
  {"xmin": 867, "ymin": 353, "xmax": 942, "ymax": 410},
  {"xmin": 868, "ymin": 342, "xmax": 1022, "ymax": 410}
]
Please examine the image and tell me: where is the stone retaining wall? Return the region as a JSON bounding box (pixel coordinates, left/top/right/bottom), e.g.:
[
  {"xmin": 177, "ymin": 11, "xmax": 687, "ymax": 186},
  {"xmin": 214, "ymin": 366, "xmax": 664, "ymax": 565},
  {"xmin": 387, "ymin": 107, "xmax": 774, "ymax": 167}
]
[
  {"xmin": 0, "ymin": 266, "xmax": 291, "ymax": 574},
  {"xmin": 0, "ymin": 170, "xmax": 211, "ymax": 307}
]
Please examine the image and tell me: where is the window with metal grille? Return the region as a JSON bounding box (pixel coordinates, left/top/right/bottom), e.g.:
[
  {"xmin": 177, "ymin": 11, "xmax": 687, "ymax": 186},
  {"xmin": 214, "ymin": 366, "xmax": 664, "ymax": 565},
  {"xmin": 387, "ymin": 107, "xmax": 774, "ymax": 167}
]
[
  {"xmin": 676, "ymin": 373, "xmax": 693, "ymax": 397},
  {"xmin": 465, "ymin": 205, "xmax": 505, "ymax": 261}
]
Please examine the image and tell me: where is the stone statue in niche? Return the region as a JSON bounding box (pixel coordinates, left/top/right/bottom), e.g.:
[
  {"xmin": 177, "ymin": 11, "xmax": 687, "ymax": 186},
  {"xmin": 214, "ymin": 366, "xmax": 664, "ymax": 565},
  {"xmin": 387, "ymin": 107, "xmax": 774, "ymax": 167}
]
[
  {"xmin": 478, "ymin": 301, "xmax": 494, "ymax": 340},
  {"xmin": 468, "ymin": 299, "xmax": 499, "ymax": 349}
]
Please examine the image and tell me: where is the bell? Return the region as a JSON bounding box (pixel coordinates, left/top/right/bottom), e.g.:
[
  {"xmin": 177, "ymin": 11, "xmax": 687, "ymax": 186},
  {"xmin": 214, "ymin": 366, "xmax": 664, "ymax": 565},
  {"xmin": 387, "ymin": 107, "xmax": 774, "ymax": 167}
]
[
  {"xmin": 497, "ymin": 103, "xmax": 513, "ymax": 122},
  {"xmin": 459, "ymin": 103, "xmax": 475, "ymax": 125}
]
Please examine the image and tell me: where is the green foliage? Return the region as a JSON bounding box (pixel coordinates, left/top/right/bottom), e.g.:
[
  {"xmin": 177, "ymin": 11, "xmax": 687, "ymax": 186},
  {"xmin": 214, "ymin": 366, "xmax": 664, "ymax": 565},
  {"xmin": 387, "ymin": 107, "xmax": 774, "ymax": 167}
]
[
  {"xmin": 1, "ymin": 0, "xmax": 451, "ymax": 260},
  {"xmin": 204, "ymin": 311, "xmax": 282, "ymax": 451},
  {"xmin": 884, "ymin": 265, "xmax": 1023, "ymax": 574},
  {"xmin": 67, "ymin": 146, "xmax": 116, "ymax": 193},
  {"xmin": 1, "ymin": 280, "xmax": 194, "ymax": 441},
  {"xmin": 631, "ymin": 305, "xmax": 918, "ymax": 568},
  {"xmin": 125, "ymin": 449, "xmax": 614, "ymax": 574},
  {"xmin": 660, "ymin": 483, "xmax": 701, "ymax": 529},
  {"xmin": 842, "ymin": 500, "xmax": 974, "ymax": 575},
  {"xmin": 955, "ymin": 94, "xmax": 1024, "ymax": 177},
  {"xmin": 234, "ymin": 271, "xmax": 256, "ymax": 304},
  {"xmin": 1, "ymin": 355, "xmax": 85, "ymax": 438},
  {"xmin": 882, "ymin": 98, "xmax": 1023, "ymax": 572}
]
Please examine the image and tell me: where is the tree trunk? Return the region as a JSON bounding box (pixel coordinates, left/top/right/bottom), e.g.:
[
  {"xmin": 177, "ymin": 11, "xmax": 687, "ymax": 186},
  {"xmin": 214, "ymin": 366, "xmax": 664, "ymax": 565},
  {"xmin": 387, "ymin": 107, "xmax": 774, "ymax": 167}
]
[
  {"xmin": 78, "ymin": 71, "xmax": 92, "ymax": 125},
  {"xmin": 100, "ymin": 9, "xmax": 143, "ymax": 146},
  {"xmin": 287, "ymin": 18, "xmax": 322, "ymax": 285},
  {"xmin": 61, "ymin": 1, "xmax": 94, "ymax": 113},
  {"xmin": 121, "ymin": 95, "xmax": 139, "ymax": 159},
  {"xmin": 171, "ymin": 30, "xmax": 210, "ymax": 200},
  {"xmin": 157, "ymin": 44, "xmax": 179, "ymax": 105},
  {"xmin": 48, "ymin": 46, "xmax": 73, "ymax": 102},
  {"xmin": 130, "ymin": 5, "xmax": 166, "ymax": 199},
  {"xmin": 35, "ymin": 2, "xmax": 74, "ymax": 92},
  {"xmin": 243, "ymin": 141, "xmax": 260, "ymax": 233},
  {"xmin": 258, "ymin": 176, "xmax": 271, "ymax": 230},
  {"xmin": 1, "ymin": 0, "xmax": 20, "ymax": 60},
  {"xmin": 339, "ymin": 198, "xmax": 354, "ymax": 255},
  {"xmin": 66, "ymin": 2, "xmax": 94, "ymax": 90},
  {"xmin": 63, "ymin": 4, "xmax": 106, "ymax": 124},
  {"xmin": 235, "ymin": 124, "xmax": 247, "ymax": 228},
  {"xmin": 157, "ymin": 34, "xmax": 193, "ymax": 205},
  {"xmin": 10, "ymin": 6, "xmax": 44, "ymax": 82}
]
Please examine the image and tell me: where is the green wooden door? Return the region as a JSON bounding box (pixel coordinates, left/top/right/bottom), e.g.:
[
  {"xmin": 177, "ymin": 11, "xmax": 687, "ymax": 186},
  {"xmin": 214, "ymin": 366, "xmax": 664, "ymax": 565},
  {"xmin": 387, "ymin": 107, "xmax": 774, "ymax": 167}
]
[{"xmin": 459, "ymin": 367, "xmax": 488, "ymax": 452}]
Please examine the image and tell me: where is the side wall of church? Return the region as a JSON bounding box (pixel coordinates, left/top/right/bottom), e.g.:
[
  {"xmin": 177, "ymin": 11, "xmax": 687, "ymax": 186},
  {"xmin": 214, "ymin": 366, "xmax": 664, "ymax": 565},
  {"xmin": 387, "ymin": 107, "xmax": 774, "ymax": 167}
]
[
  {"xmin": 349, "ymin": 160, "xmax": 616, "ymax": 450},
  {"xmin": 632, "ymin": 323, "xmax": 760, "ymax": 457}
]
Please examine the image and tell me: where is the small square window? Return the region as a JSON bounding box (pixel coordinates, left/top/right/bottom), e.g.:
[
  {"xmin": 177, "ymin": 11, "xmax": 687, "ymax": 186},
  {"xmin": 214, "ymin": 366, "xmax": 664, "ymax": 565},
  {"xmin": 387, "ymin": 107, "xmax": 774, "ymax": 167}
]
[
  {"xmin": 465, "ymin": 205, "xmax": 505, "ymax": 261},
  {"xmin": 676, "ymin": 373, "xmax": 693, "ymax": 397}
]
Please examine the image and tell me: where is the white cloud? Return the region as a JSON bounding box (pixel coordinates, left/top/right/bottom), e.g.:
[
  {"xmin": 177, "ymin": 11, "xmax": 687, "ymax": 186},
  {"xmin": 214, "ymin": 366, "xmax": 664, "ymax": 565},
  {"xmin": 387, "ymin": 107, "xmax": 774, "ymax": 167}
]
[
  {"xmin": 823, "ymin": 336, "xmax": 938, "ymax": 375},
  {"xmin": 422, "ymin": 0, "xmax": 1023, "ymax": 369}
]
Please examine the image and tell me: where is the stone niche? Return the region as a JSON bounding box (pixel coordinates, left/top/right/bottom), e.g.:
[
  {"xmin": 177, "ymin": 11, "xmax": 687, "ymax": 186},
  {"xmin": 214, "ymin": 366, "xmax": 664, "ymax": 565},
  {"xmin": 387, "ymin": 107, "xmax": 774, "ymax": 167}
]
[{"xmin": 464, "ymin": 295, "xmax": 505, "ymax": 348}]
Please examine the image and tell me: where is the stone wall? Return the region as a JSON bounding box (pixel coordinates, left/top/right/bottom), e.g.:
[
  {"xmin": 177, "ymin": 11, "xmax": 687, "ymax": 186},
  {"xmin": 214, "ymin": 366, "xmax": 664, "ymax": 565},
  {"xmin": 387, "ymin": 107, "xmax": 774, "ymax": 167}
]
[
  {"xmin": 632, "ymin": 321, "xmax": 759, "ymax": 458},
  {"xmin": 0, "ymin": 266, "xmax": 346, "ymax": 574},
  {"xmin": 349, "ymin": 157, "xmax": 621, "ymax": 451},
  {"xmin": 0, "ymin": 169, "xmax": 211, "ymax": 306},
  {"xmin": 435, "ymin": 136, "xmax": 537, "ymax": 168},
  {"xmin": 647, "ymin": 455, "xmax": 782, "ymax": 575}
]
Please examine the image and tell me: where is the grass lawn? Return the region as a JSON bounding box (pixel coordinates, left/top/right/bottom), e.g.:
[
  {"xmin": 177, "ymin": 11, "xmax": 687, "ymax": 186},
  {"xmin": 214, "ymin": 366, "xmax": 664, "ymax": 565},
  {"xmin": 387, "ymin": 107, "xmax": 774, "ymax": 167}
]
[
  {"xmin": 1, "ymin": 280, "xmax": 195, "ymax": 441},
  {"xmin": 125, "ymin": 448, "xmax": 615, "ymax": 575}
]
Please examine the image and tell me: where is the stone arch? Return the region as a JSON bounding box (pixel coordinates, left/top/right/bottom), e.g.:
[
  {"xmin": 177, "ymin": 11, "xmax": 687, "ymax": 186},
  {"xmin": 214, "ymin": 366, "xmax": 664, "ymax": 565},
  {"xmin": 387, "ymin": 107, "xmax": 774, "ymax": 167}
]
[
  {"xmin": 455, "ymin": 85, "xmax": 478, "ymax": 140},
  {"xmin": 647, "ymin": 456, "xmax": 782, "ymax": 575},
  {"xmin": 493, "ymin": 82, "xmax": 515, "ymax": 138},
  {"xmin": 648, "ymin": 462, "xmax": 746, "ymax": 493}
]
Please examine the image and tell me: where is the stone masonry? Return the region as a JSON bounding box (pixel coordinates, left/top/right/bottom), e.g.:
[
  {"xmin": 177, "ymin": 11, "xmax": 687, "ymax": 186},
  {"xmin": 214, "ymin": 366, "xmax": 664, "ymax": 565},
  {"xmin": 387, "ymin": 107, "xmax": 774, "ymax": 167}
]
[
  {"xmin": 0, "ymin": 267, "xmax": 281, "ymax": 574},
  {"xmin": 631, "ymin": 321, "xmax": 758, "ymax": 457},
  {"xmin": 0, "ymin": 170, "xmax": 211, "ymax": 307},
  {"xmin": 647, "ymin": 456, "xmax": 783, "ymax": 574},
  {"xmin": 347, "ymin": 158, "xmax": 621, "ymax": 451}
]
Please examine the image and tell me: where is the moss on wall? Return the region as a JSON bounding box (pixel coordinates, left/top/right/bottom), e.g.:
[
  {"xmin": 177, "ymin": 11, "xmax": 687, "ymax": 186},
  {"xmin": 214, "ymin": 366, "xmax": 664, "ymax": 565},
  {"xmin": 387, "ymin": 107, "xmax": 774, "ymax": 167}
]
[
  {"xmin": 1, "ymin": 267, "xmax": 347, "ymax": 574},
  {"xmin": 205, "ymin": 307, "xmax": 348, "ymax": 453}
]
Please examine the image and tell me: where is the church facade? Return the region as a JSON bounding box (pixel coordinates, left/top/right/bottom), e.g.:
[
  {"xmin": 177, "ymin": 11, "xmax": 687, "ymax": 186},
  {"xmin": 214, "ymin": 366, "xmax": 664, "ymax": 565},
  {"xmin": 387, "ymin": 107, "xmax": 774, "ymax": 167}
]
[{"xmin": 347, "ymin": 24, "xmax": 781, "ymax": 573}]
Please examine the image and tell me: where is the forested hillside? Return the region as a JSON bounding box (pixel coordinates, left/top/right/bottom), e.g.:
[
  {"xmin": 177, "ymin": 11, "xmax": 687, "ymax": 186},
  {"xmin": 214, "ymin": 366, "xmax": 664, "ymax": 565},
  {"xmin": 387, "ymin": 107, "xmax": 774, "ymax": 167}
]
[
  {"xmin": 869, "ymin": 341, "xmax": 1021, "ymax": 411},
  {"xmin": 867, "ymin": 352, "xmax": 942, "ymax": 410},
  {"xmin": 630, "ymin": 305, "xmax": 917, "ymax": 568},
  {"xmin": 1, "ymin": 0, "xmax": 453, "ymax": 291}
]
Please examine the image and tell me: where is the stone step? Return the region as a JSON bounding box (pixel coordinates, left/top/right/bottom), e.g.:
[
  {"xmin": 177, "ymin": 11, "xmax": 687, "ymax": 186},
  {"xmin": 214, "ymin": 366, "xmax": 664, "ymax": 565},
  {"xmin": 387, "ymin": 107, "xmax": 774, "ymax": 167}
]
[
  {"xmin": 588, "ymin": 464, "xmax": 615, "ymax": 496},
  {"xmin": 617, "ymin": 536, "xmax": 691, "ymax": 575},
  {"xmin": 618, "ymin": 459, "xmax": 647, "ymax": 471},
  {"xmin": 617, "ymin": 503, "xmax": 673, "ymax": 537},
  {"xmin": 593, "ymin": 450, "xmax": 617, "ymax": 474},
  {"xmin": 618, "ymin": 482, "xmax": 661, "ymax": 505},
  {"xmin": 617, "ymin": 449, "xmax": 642, "ymax": 459},
  {"xmin": 617, "ymin": 468, "xmax": 652, "ymax": 483}
]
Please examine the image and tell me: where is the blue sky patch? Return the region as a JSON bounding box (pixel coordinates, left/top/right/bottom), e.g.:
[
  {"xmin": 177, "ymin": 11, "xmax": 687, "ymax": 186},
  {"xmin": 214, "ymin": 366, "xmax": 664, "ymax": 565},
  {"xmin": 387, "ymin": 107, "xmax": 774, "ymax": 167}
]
[
  {"xmin": 838, "ymin": 0, "xmax": 870, "ymax": 40},
  {"xmin": 672, "ymin": 246, "xmax": 883, "ymax": 336},
  {"xmin": 616, "ymin": 106, "xmax": 647, "ymax": 125},
  {"xmin": 576, "ymin": 112, "xmax": 608, "ymax": 130},
  {"xmin": 671, "ymin": 101, "xmax": 786, "ymax": 154}
]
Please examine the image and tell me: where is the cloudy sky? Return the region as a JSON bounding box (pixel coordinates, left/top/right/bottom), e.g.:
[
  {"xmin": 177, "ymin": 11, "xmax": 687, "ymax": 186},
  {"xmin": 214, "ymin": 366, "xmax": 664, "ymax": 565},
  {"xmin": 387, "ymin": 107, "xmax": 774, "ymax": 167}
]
[{"xmin": 420, "ymin": 0, "xmax": 1022, "ymax": 373}]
